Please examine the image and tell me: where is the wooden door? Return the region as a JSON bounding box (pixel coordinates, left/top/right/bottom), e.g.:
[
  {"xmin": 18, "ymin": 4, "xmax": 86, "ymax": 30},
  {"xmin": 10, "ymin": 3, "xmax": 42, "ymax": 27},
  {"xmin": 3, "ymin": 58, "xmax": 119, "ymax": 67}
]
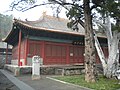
[{"xmin": 69, "ymin": 46, "xmax": 84, "ymax": 64}]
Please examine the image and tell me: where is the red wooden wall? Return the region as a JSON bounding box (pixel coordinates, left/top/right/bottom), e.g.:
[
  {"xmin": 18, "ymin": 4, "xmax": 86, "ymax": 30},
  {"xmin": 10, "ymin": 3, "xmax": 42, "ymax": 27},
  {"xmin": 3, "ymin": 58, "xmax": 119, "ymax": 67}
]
[
  {"xmin": 20, "ymin": 40, "xmax": 25, "ymax": 59},
  {"xmin": 28, "ymin": 41, "xmax": 42, "ymax": 58},
  {"xmin": 12, "ymin": 39, "xmax": 109, "ymax": 65},
  {"xmin": 27, "ymin": 40, "xmax": 85, "ymax": 65},
  {"xmin": 45, "ymin": 43, "xmax": 67, "ymax": 64},
  {"xmin": 12, "ymin": 40, "xmax": 26, "ymax": 60},
  {"xmin": 69, "ymin": 46, "xmax": 84, "ymax": 64},
  {"xmin": 12, "ymin": 45, "xmax": 18, "ymax": 60}
]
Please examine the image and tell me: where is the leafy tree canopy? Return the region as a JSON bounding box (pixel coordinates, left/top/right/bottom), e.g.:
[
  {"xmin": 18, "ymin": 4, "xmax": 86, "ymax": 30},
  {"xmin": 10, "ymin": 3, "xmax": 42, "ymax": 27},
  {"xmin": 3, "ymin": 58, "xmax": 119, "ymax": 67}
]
[{"xmin": 0, "ymin": 14, "xmax": 13, "ymax": 40}]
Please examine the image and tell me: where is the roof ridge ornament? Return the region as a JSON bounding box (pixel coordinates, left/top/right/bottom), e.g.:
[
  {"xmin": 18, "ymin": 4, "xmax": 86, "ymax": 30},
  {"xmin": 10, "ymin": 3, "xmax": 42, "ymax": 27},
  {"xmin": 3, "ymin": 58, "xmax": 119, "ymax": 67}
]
[{"xmin": 42, "ymin": 11, "xmax": 47, "ymax": 17}]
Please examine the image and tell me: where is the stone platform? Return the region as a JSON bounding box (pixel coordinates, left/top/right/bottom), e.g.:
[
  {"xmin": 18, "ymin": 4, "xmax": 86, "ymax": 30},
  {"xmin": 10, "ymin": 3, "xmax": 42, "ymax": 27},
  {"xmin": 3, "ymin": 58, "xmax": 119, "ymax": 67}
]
[{"xmin": 4, "ymin": 64, "xmax": 84, "ymax": 76}]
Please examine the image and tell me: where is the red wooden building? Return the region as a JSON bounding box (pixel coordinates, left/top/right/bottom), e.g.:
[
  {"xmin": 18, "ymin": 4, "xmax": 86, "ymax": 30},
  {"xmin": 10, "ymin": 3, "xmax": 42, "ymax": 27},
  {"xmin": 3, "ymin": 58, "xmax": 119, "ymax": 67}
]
[{"xmin": 3, "ymin": 14, "xmax": 108, "ymax": 66}]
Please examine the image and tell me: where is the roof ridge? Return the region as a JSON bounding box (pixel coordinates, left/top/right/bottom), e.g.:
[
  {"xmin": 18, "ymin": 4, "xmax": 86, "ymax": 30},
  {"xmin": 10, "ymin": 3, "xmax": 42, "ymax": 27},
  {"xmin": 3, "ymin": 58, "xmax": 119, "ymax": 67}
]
[
  {"xmin": 43, "ymin": 15, "xmax": 69, "ymax": 22},
  {"xmin": 14, "ymin": 14, "xmax": 69, "ymax": 24}
]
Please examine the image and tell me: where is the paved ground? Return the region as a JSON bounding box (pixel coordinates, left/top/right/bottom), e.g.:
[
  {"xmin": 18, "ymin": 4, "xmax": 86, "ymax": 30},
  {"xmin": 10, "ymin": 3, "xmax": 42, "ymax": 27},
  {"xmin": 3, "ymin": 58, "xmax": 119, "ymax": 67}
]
[
  {"xmin": 1, "ymin": 69, "xmax": 120, "ymax": 90},
  {"xmin": 17, "ymin": 75, "xmax": 90, "ymax": 90},
  {"xmin": 0, "ymin": 69, "xmax": 19, "ymax": 90},
  {"xmin": 0, "ymin": 69, "xmax": 90, "ymax": 90}
]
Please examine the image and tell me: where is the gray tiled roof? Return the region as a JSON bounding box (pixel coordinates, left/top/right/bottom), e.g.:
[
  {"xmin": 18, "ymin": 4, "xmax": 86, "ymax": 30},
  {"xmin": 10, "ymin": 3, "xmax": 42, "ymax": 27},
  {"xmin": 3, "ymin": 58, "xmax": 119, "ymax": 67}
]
[{"xmin": 24, "ymin": 15, "xmax": 85, "ymax": 34}]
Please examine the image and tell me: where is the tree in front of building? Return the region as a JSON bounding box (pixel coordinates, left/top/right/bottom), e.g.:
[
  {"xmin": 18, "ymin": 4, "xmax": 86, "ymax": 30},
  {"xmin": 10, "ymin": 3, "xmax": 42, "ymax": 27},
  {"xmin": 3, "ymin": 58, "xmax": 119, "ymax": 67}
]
[
  {"xmin": 0, "ymin": 14, "xmax": 13, "ymax": 40},
  {"xmin": 93, "ymin": 0, "xmax": 120, "ymax": 78}
]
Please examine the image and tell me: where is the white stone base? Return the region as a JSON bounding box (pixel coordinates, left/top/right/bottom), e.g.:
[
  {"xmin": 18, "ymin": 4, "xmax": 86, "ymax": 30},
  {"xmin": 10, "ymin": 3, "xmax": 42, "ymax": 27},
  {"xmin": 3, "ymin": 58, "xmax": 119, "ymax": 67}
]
[
  {"xmin": 14, "ymin": 67, "xmax": 20, "ymax": 76},
  {"xmin": 32, "ymin": 75, "xmax": 40, "ymax": 80}
]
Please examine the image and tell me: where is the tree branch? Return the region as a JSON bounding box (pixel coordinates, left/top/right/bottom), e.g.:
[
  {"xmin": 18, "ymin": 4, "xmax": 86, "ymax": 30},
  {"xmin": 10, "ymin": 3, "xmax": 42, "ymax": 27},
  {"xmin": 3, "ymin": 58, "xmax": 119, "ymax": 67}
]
[
  {"xmin": 90, "ymin": 5, "xmax": 101, "ymax": 11},
  {"xmin": 10, "ymin": 0, "xmax": 26, "ymax": 11},
  {"xmin": 21, "ymin": 3, "xmax": 53, "ymax": 12},
  {"xmin": 49, "ymin": 0, "xmax": 83, "ymax": 10}
]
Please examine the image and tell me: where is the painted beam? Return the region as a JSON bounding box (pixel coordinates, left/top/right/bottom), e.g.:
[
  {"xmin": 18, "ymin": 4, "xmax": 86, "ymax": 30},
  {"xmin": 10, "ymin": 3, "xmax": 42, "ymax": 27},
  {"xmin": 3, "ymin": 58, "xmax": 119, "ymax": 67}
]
[{"xmin": 28, "ymin": 36, "xmax": 73, "ymax": 44}]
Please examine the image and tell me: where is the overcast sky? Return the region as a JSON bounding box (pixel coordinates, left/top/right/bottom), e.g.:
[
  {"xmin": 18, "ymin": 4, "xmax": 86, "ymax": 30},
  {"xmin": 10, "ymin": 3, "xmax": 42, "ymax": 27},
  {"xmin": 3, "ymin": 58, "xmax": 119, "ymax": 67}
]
[{"xmin": 0, "ymin": 0, "xmax": 67, "ymax": 20}]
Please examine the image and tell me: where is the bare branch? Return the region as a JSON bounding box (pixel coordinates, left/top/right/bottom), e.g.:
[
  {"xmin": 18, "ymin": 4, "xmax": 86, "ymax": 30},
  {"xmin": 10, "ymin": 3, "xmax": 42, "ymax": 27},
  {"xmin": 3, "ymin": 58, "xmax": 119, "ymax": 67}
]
[
  {"xmin": 10, "ymin": 0, "xmax": 26, "ymax": 11},
  {"xmin": 49, "ymin": 0, "xmax": 83, "ymax": 11},
  {"xmin": 21, "ymin": 3, "xmax": 53, "ymax": 12},
  {"xmin": 78, "ymin": 20, "xmax": 85, "ymax": 28},
  {"xmin": 9, "ymin": 0, "xmax": 83, "ymax": 13}
]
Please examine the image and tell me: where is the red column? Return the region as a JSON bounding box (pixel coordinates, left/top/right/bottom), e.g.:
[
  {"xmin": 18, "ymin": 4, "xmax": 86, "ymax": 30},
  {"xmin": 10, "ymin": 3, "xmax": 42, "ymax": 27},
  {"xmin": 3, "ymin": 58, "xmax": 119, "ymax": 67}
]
[
  {"xmin": 18, "ymin": 30, "xmax": 22, "ymax": 66},
  {"xmin": 25, "ymin": 38, "xmax": 28, "ymax": 65},
  {"xmin": 6, "ymin": 43, "xmax": 8, "ymax": 64},
  {"xmin": 42, "ymin": 41, "xmax": 45, "ymax": 64}
]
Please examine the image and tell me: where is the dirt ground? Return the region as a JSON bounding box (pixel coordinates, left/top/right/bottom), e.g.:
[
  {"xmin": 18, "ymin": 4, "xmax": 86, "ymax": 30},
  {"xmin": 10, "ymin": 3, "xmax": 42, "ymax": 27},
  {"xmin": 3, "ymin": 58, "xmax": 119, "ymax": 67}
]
[{"xmin": 0, "ymin": 70, "xmax": 19, "ymax": 90}]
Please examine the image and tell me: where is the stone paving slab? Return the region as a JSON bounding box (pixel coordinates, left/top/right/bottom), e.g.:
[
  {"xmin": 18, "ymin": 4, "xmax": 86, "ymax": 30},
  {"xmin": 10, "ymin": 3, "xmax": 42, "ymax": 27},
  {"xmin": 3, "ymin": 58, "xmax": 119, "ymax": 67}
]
[
  {"xmin": 17, "ymin": 75, "xmax": 90, "ymax": 90},
  {"xmin": 0, "ymin": 69, "xmax": 19, "ymax": 90},
  {"xmin": 0, "ymin": 69, "xmax": 34, "ymax": 90},
  {"xmin": 0, "ymin": 69, "xmax": 91, "ymax": 90}
]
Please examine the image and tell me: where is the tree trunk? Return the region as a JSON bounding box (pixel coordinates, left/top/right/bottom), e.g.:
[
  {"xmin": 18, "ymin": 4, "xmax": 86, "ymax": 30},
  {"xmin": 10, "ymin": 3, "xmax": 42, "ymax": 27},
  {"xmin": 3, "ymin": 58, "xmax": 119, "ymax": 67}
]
[
  {"xmin": 93, "ymin": 17, "xmax": 120, "ymax": 78},
  {"xmin": 84, "ymin": 0, "xmax": 96, "ymax": 82},
  {"xmin": 105, "ymin": 32, "xmax": 119, "ymax": 78},
  {"xmin": 104, "ymin": 17, "xmax": 120, "ymax": 78},
  {"xmin": 104, "ymin": 16, "xmax": 113, "ymax": 53},
  {"xmin": 94, "ymin": 32, "xmax": 107, "ymax": 75}
]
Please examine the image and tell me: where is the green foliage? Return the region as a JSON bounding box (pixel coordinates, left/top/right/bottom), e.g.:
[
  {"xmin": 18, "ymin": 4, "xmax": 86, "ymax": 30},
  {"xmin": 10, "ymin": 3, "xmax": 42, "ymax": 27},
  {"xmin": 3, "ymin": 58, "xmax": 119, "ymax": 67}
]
[
  {"xmin": 112, "ymin": 23, "xmax": 120, "ymax": 32},
  {"xmin": 65, "ymin": 2, "xmax": 83, "ymax": 31},
  {"xmin": 0, "ymin": 14, "xmax": 13, "ymax": 39},
  {"xmin": 66, "ymin": 4, "xmax": 83, "ymax": 20},
  {"xmin": 98, "ymin": 0, "xmax": 120, "ymax": 32},
  {"xmin": 65, "ymin": 0, "xmax": 120, "ymax": 31},
  {"xmin": 54, "ymin": 75, "xmax": 120, "ymax": 90},
  {"xmin": 91, "ymin": 0, "xmax": 120, "ymax": 32},
  {"xmin": 67, "ymin": 20, "xmax": 79, "ymax": 31},
  {"xmin": 96, "ymin": 0, "xmax": 120, "ymax": 19}
]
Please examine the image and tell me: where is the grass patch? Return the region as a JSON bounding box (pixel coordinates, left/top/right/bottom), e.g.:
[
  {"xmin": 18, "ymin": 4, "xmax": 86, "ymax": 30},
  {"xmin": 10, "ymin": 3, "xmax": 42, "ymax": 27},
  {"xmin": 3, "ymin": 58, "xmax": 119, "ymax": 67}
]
[{"xmin": 54, "ymin": 75, "xmax": 120, "ymax": 90}]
